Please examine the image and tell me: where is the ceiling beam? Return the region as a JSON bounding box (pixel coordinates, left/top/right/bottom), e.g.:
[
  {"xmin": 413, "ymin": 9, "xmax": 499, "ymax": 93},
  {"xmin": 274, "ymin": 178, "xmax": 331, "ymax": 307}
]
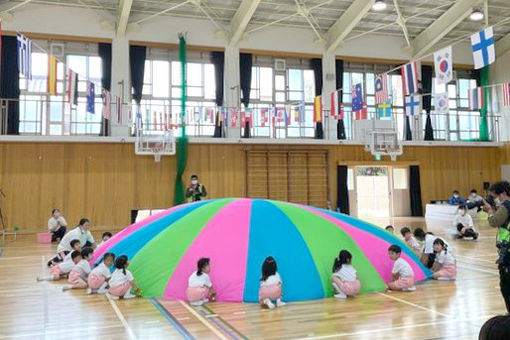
[
  {"xmin": 230, "ymin": 0, "xmax": 262, "ymax": 44},
  {"xmin": 117, "ymin": 0, "xmax": 133, "ymax": 37},
  {"xmin": 496, "ymin": 34, "xmax": 510, "ymax": 57},
  {"xmin": 325, "ymin": 0, "xmax": 373, "ymax": 53},
  {"xmin": 411, "ymin": 0, "xmax": 481, "ymax": 58}
]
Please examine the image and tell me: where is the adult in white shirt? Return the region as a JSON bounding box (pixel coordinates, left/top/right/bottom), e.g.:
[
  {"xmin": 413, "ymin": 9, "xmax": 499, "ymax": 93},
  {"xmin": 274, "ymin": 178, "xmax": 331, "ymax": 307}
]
[
  {"xmin": 452, "ymin": 205, "xmax": 479, "ymax": 239},
  {"xmin": 47, "ymin": 208, "xmax": 67, "ymax": 242},
  {"xmin": 57, "ymin": 218, "xmax": 96, "ymax": 252}
]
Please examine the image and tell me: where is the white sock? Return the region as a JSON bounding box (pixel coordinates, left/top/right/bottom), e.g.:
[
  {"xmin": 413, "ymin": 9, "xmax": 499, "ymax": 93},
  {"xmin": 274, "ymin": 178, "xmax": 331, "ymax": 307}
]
[
  {"xmin": 263, "ymin": 298, "xmax": 275, "ymax": 310},
  {"xmin": 334, "ymin": 292, "xmax": 347, "ymax": 299},
  {"xmin": 37, "ymin": 275, "xmax": 55, "ymax": 281},
  {"xmin": 276, "ymin": 299, "xmax": 286, "ymax": 307},
  {"xmin": 332, "ymin": 282, "xmax": 341, "ymax": 293}
]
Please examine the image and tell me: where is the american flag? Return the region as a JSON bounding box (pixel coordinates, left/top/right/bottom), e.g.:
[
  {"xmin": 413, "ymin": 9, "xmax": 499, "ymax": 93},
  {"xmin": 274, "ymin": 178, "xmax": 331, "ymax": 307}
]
[
  {"xmin": 503, "ymin": 83, "xmax": 510, "ymax": 107},
  {"xmin": 17, "ymin": 33, "xmax": 32, "ymax": 79},
  {"xmin": 375, "ymin": 73, "xmax": 388, "ymax": 104}
]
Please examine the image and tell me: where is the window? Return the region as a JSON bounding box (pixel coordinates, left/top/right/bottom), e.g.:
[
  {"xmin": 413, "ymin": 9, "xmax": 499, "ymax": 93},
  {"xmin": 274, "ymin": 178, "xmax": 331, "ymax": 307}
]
[
  {"xmin": 392, "ymin": 168, "xmax": 408, "ymax": 189},
  {"xmin": 135, "ymin": 55, "xmax": 217, "ymax": 137},
  {"xmin": 18, "ymin": 47, "xmax": 102, "ymax": 135}
]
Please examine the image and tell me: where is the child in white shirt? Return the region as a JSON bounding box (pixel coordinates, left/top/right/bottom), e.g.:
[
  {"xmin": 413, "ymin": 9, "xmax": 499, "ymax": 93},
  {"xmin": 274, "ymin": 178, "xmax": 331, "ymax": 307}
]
[
  {"xmin": 387, "ymin": 245, "xmax": 416, "ymax": 292},
  {"xmin": 63, "ymin": 247, "xmax": 94, "ymax": 291},
  {"xmin": 186, "ymin": 258, "xmax": 215, "ymax": 306},
  {"xmin": 38, "ymin": 249, "xmax": 80, "ymax": 281},
  {"xmin": 331, "ymin": 250, "xmax": 360, "ymax": 299},
  {"xmin": 97, "ymin": 232, "xmax": 113, "ymax": 247},
  {"xmin": 107, "ymin": 255, "xmax": 139, "ymax": 300},
  {"xmin": 452, "ymin": 205, "xmax": 479, "ymax": 239},
  {"xmin": 432, "ymin": 238, "xmax": 456, "ymax": 280},
  {"xmin": 400, "ymin": 227, "xmax": 421, "ymax": 254},
  {"xmin": 259, "ymin": 256, "xmax": 285, "ymax": 310},
  {"xmin": 87, "ymin": 252, "xmax": 115, "ymax": 294}
]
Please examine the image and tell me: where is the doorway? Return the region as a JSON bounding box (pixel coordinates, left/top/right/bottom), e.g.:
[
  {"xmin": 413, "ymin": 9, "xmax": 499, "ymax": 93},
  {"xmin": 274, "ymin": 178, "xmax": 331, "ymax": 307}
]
[{"xmin": 355, "ymin": 166, "xmax": 391, "ymax": 218}]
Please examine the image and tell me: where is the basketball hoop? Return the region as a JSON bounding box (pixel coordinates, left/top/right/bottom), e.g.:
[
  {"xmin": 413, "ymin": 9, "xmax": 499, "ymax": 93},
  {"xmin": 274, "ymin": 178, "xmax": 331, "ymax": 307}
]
[
  {"xmin": 151, "ymin": 144, "xmax": 163, "ymax": 162},
  {"xmin": 366, "ymin": 129, "xmax": 403, "ymax": 161},
  {"xmin": 135, "ymin": 127, "xmax": 176, "ymax": 162}
]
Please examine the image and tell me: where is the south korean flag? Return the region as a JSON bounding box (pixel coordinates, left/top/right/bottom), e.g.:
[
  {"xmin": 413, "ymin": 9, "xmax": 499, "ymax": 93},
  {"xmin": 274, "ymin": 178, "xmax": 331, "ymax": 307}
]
[{"xmin": 434, "ymin": 46, "xmax": 453, "ymax": 86}]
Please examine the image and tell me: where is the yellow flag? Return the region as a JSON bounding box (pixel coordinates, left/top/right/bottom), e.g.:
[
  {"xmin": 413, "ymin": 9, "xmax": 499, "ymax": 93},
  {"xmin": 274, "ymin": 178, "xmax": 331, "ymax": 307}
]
[{"xmin": 47, "ymin": 55, "xmax": 57, "ymax": 96}]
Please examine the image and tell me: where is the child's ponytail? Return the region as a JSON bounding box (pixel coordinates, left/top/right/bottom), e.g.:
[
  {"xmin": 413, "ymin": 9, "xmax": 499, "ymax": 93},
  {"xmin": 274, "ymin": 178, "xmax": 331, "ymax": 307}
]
[{"xmin": 333, "ymin": 250, "xmax": 352, "ymax": 272}]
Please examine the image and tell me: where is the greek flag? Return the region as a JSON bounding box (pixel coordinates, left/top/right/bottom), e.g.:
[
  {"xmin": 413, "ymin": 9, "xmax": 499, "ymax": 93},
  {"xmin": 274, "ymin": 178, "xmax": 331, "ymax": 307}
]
[{"xmin": 17, "ymin": 33, "xmax": 32, "ymax": 79}]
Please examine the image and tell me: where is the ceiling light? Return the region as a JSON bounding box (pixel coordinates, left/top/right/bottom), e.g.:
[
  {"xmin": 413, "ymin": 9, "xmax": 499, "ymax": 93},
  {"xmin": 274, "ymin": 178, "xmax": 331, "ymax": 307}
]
[
  {"xmin": 469, "ymin": 8, "xmax": 484, "ymax": 21},
  {"xmin": 372, "ymin": 0, "xmax": 387, "ymax": 11}
]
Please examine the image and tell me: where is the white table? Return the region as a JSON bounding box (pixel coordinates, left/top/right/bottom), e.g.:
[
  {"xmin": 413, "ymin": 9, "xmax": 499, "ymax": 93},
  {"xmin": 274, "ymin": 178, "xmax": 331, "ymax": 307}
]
[{"xmin": 425, "ymin": 204, "xmax": 459, "ymax": 220}]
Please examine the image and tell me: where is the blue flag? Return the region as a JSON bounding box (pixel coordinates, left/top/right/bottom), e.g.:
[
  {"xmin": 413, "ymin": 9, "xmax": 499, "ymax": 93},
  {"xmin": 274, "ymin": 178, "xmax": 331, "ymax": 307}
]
[
  {"xmin": 86, "ymin": 81, "xmax": 95, "ymax": 114},
  {"xmin": 351, "ymin": 83, "xmax": 363, "ymax": 112}
]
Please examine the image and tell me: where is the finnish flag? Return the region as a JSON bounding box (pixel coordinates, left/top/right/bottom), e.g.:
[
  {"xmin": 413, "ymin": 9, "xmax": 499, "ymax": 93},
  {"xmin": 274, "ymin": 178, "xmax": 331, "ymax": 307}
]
[{"xmin": 471, "ymin": 26, "xmax": 495, "ymax": 70}]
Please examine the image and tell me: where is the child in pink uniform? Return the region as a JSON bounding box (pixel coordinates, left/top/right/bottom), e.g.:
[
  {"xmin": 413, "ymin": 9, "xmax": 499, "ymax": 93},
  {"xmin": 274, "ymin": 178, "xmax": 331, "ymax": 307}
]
[
  {"xmin": 186, "ymin": 258, "xmax": 215, "ymax": 306},
  {"xmin": 87, "ymin": 252, "xmax": 115, "ymax": 294},
  {"xmin": 387, "ymin": 245, "xmax": 416, "ymax": 292},
  {"xmin": 259, "ymin": 256, "xmax": 286, "ymax": 310},
  {"xmin": 38, "ymin": 250, "xmax": 80, "ymax": 281},
  {"xmin": 63, "ymin": 247, "xmax": 94, "ymax": 291},
  {"xmin": 331, "ymin": 250, "xmax": 361, "ymax": 299},
  {"xmin": 47, "ymin": 239, "xmax": 81, "ymax": 268},
  {"xmin": 107, "ymin": 255, "xmax": 138, "ymax": 300},
  {"xmin": 432, "ymin": 238, "xmax": 456, "ymax": 280},
  {"xmin": 400, "ymin": 227, "xmax": 421, "ymax": 255}
]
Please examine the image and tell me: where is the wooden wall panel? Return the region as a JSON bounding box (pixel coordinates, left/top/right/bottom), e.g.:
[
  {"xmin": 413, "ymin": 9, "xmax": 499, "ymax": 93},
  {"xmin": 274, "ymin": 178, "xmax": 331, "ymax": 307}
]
[{"xmin": 0, "ymin": 142, "xmax": 505, "ymax": 233}]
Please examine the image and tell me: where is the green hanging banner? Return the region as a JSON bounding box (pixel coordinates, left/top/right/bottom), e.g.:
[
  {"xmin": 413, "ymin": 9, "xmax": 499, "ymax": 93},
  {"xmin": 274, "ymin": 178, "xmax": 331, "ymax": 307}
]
[
  {"xmin": 479, "ymin": 66, "xmax": 489, "ymax": 141},
  {"xmin": 174, "ymin": 34, "xmax": 188, "ymax": 205}
]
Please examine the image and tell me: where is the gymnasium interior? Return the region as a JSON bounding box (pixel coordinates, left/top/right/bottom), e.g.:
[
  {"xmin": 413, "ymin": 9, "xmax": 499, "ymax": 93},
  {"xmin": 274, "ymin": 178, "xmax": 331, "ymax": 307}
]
[{"xmin": 1, "ymin": 0, "xmax": 510, "ymax": 339}]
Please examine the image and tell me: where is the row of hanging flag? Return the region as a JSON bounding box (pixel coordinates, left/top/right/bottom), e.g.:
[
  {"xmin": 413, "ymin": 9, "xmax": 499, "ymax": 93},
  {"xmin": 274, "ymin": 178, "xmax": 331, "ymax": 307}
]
[{"xmin": 17, "ymin": 32, "xmax": 124, "ymax": 123}]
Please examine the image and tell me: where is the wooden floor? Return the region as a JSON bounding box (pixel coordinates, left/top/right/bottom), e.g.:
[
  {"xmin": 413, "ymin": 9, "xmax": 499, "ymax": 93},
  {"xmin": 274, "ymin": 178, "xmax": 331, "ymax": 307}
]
[{"xmin": 0, "ymin": 217, "xmax": 505, "ymax": 340}]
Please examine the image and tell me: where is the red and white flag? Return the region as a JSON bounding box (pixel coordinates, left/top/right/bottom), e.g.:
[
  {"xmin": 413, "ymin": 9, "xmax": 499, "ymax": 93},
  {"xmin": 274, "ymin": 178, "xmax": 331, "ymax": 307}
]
[
  {"xmin": 159, "ymin": 112, "xmax": 164, "ymax": 130},
  {"xmin": 330, "ymin": 90, "xmax": 342, "ymax": 118},
  {"xmin": 375, "ymin": 73, "xmax": 388, "ymax": 104},
  {"xmin": 230, "ymin": 109, "xmax": 238, "ymax": 127},
  {"xmin": 503, "ymin": 83, "xmax": 510, "ymax": 107},
  {"xmin": 261, "ymin": 108, "xmax": 268, "ymax": 127}
]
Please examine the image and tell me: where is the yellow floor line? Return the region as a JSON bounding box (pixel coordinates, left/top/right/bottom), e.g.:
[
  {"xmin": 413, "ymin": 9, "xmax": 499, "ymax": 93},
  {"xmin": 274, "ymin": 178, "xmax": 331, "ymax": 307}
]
[{"xmin": 178, "ymin": 300, "xmax": 228, "ymax": 340}]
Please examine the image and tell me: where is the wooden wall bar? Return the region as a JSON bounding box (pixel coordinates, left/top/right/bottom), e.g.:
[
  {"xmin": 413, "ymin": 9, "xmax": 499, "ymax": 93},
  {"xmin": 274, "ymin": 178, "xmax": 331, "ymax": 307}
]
[{"xmin": 0, "ymin": 142, "xmax": 502, "ymax": 232}]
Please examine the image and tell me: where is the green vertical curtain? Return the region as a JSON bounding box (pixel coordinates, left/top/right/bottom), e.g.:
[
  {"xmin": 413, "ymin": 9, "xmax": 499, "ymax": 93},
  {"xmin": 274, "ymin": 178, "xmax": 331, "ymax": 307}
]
[
  {"xmin": 174, "ymin": 35, "xmax": 188, "ymax": 206},
  {"xmin": 479, "ymin": 66, "xmax": 489, "ymax": 141}
]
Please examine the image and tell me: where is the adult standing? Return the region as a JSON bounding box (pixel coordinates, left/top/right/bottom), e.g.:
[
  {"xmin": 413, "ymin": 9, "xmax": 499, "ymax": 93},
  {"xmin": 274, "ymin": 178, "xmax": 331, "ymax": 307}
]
[
  {"xmin": 185, "ymin": 174, "xmax": 207, "ymax": 203},
  {"xmin": 47, "ymin": 208, "xmax": 67, "ymax": 242},
  {"xmin": 57, "ymin": 218, "xmax": 96, "ymax": 253},
  {"xmin": 484, "ymin": 181, "xmax": 510, "ymax": 313}
]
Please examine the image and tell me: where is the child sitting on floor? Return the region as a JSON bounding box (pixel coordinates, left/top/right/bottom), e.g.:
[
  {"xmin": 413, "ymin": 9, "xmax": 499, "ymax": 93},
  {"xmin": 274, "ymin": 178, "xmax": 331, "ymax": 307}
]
[
  {"xmin": 400, "ymin": 227, "xmax": 421, "ymax": 254},
  {"xmin": 38, "ymin": 250, "xmax": 80, "ymax": 281},
  {"xmin": 259, "ymin": 256, "xmax": 285, "ymax": 310},
  {"xmin": 186, "ymin": 258, "xmax": 215, "ymax": 306},
  {"xmin": 331, "ymin": 250, "xmax": 360, "ymax": 299},
  {"xmin": 432, "ymin": 238, "xmax": 456, "ymax": 280},
  {"xmin": 452, "ymin": 205, "xmax": 479, "ymax": 240},
  {"xmin": 63, "ymin": 247, "xmax": 94, "ymax": 291},
  {"xmin": 98, "ymin": 232, "xmax": 113, "ymax": 247},
  {"xmin": 387, "ymin": 245, "xmax": 416, "ymax": 292},
  {"xmin": 385, "ymin": 225, "xmax": 394, "ymax": 234},
  {"xmin": 87, "ymin": 252, "xmax": 115, "ymax": 294},
  {"xmin": 47, "ymin": 239, "xmax": 81, "ymax": 267},
  {"xmin": 107, "ymin": 255, "xmax": 139, "ymax": 300}
]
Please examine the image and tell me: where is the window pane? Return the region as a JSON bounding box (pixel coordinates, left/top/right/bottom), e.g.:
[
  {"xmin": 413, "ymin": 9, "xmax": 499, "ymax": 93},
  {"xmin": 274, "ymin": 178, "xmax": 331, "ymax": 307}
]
[
  {"xmin": 275, "ymin": 75, "xmax": 285, "ymax": 91},
  {"xmin": 347, "ymin": 168, "xmax": 354, "ymax": 190},
  {"xmin": 393, "ymin": 168, "xmax": 407, "ymax": 189},
  {"xmin": 89, "ymin": 57, "xmax": 102, "ymax": 79},
  {"xmin": 288, "ymin": 69, "xmax": 303, "ymax": 91},
  {"xmin": 304, "ymin": 70, "xmax": 315, "ymax": 102},
  {"xmin": 187, "ymin": 63, "xmax": 202, "ymax": 86},
  {"xmin": 152, "ymin": 60, "xmax": 169, "ymax": 98},
  {"xmin": 204, "ymin": 64, "xmax": 216, "ymax": 100},
  {"xmin": 171, "ymin": 61, "xmax": 181, "ymax": 85},
  {"xmin": 260, "ymin": 67, "xmax": 273, "ymax": 101},
  {"xmin": 67, "ymin": 55, "xmax": 86, "ymax": 75}
]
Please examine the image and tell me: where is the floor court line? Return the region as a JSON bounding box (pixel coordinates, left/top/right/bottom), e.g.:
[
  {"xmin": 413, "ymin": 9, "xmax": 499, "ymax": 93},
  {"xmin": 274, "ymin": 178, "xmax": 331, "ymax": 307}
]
[
  {"xmin": 202, "ymin": 304, "xmax": 250, "ymax": 340},
  {"xmin": 178, "ymin": 300, "xmax": 229, "ymax": 340},
  {"xmin": 106, "ymin": 294, "xmax": 138, "ymax": 340},
  {"xmin": 376, "ymin": 292, "xmax": 450, "ymax": 317},
  {"xmin": 0, "ymin": 325, "xmax": 123, "ymax": 339},
  {"xmin": 150, "ymin": 298, "xmax": 196, "ymax": 340}
]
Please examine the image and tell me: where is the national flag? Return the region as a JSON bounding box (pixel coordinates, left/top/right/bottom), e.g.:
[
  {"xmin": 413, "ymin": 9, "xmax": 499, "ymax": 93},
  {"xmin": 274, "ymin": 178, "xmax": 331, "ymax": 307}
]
[
  {"xmin": 159, "ymin": 112, "xmax": 164, "ymax": 130},
  {"xmin": 261, "ymin": 108, "xmax": 268, "ymax": 127},
  {"xmin": 102, "ymin": 89, "xmax": 110, "ymax": 119},
  {"xmin": 194, "ymin": 108, "xmax": 202, "ymax": 123},
  {"xmin": 355, "ymin": 103, "xmax": 367, "ymax": 120},
  {"xmin": 135, "ymin": 105, "xmax": 142, "ymax": 131},
  {"xmin": 47, "ymin": 55, "xmax": 57, "ymax": 95},
  {"xmin": 375, "ymin": 73, "xmax": 388, "ymax": 104},
  {"xmin": 471, "ymin": 26, "xmax": 495, "ymax": 70},
  {"xmin": 67, "ymin": 69, "xmax": 78, "ymax": 106},
  {"xmin": 313, "ymin": 96, "xmax": 322, "ymax": 122},
  {"xmin": 434, "ymin": 46, "xmax": 453, "ymax": 85},
  {"xmin": 377, "ymin": 101, "xmax": 392, "ymax": 118},
  {"xmin": 17, "ymin": 33, "xmax": 32, "ymax": 79},
  {"xmin": 503, "ymin": 83, "xmax": 510, "ymax": 107},
  {"xmin": 404, "ymin": 95, "xmax": 421, "ymax": 116},
  {"xmin": 220, "ymin": 108, "xmax": 227, "ymax": 123},
  {"xmin": 164, "ymin": 111, "xmax": 169, "ymax": 131},
  {"xmin": 401, "ymin": 61, "xmax": 419, "ymax": 95},
  {"xmin": 145, "ymin": 109, "xmax": 151, "ymax": 131},
  {"xmin": 468, "ymin": 87, "xmax": 484, "ymax": 110},
  {"xmin": 298, "ymin": 103, "xmax": 306, "ymax": 123},
  {"xmin": 294, "ymin": 106, "xmax": 300, "ymax": 122},
  {"xmin": 116, "ymin": 96, "xmax": 122, "ymax": 124},
  {"xmin": 153, "ymin": 111, "xmax": 158, "ymax": 129},
  {"xmin": 206, "ymin": 108, "xmax": 214, "ymax": 122},
  {"xmin": 86, "ymin": 81, "xmax": 95, "ymax": 114},
  {"xmin": 230, "ymin": 108, "xmax": 238, "ymax": 127},
  {"xmin": 330, "ymin": 90, "xmax": 343, "ymax": 117},
  {"xmin": 275, "ymin": 107, "xmax": 286, "ymax": 123},
  {"xmin": 434, "ymin": 92, "xmax": 449, "ymax": 113},
  {"xmin": 351, "ymin": 83, "xmax": 364, "ymax": 113}
]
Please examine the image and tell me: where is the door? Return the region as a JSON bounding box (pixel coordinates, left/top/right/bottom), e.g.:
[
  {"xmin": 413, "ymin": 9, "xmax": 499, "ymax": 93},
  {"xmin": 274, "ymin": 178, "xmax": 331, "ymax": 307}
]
[
  {"xmin": 355, "ymin": 166, "xmax": 391, "ymax": 218},
  {"xmin": 391, "ymin": 167, "xmax": 411, "ymax": 217}
]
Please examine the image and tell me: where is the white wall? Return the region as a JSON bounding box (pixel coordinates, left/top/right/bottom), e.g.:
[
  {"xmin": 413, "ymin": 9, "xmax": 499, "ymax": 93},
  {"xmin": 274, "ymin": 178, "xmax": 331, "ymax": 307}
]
[{"xmin": 490, "ymin": 50, "xmax": 510, "ymax": 141}]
